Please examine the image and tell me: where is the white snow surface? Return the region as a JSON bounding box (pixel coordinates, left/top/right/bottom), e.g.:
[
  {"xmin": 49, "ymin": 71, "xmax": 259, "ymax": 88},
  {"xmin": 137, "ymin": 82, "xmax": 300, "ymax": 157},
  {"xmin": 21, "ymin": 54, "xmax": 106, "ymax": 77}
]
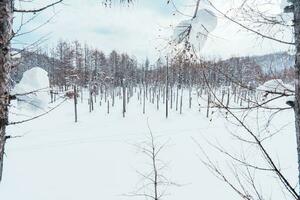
[
  {"xmin": 11, "ymin": 51, "xmax": 21, "ymax": 60},
  {"xmin": 257, "ymin": 79, "xmax": 294, "ymax": 93},
  {"xmin": 280, "ymin": 0, "xmax": 290, "ymax": 10},
  {"xmin": 11, "ymin": 67, "xmax": 50, "ymax": 111},
  {"xmin": 0, "ymin": 87, "xmax": 297, "ymax": 200}
]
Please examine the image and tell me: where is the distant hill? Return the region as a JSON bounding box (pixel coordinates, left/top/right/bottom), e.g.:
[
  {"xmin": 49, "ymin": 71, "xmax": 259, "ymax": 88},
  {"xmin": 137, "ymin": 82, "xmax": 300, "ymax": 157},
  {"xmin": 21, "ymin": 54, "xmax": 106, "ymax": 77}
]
[
  {"xmin": 252, "ymin": 52, "xmax": 294, "ymax": 74},
  {"xmin": 220, "ymin": 52, "xmax": 294, "ymax": 75}
]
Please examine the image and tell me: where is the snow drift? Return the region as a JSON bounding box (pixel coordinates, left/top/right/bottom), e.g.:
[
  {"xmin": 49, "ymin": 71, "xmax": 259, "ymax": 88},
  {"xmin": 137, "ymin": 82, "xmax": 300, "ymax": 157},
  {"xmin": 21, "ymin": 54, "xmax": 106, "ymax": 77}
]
[
  {"xmin": 12, "ymin": 67, "xmax": 50, "ymax": 111},
  {"xmin": 257, "ymin": 79, "xmax": 293, "ymax": 94}
]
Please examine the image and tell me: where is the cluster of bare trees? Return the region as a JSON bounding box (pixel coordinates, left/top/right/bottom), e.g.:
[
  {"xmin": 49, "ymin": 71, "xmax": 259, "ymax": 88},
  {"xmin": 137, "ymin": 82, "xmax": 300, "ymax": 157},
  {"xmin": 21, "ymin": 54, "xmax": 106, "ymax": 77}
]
[
  {"xmin": 9, "ymin": 39, "xmax": 274, "ymax": 118},
  {"xmin": 48, "ymin": 41, "xmax": 139, "ymax": 89},
  {"xmin": 11, "ymin": 43, "xmax": 292, "ymax": 123}
]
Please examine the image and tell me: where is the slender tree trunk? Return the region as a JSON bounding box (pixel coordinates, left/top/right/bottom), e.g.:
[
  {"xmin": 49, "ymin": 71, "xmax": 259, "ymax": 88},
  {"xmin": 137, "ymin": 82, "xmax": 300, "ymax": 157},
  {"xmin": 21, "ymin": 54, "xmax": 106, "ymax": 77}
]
[
  {"xmin": 143, "ymin": 85, "xmax": 146, "ymax": 114},
  {"xmin": 180, "ymin": 87, "xmax": 183, "ymax": 114},
  {"xmin": 221, "ymin": 89, "xmax": 225, "ymax": 104},
  {"xmin": 107, "ymin": 99, "xmax": 110, "ymax": 114},
  {"xmin": 152, "ymin": 150, "xmax": 158, "ymax": 200},
  {"xmin": 127, "ymin": 85, "xmax": 130, "ymax": 104},
  {"xmin": 189, "ymin": 86, "xmax": 192, "ymax": 109},
  {"xmin": 207, "ymin": 93, "xmax": 211, "ymax": 118},
  {"xmin": 0, "ymin": 0, "xmax": 13, "ymax": 182},
  {"xmin": 74, "ymin": 85, "xmax": 78, "ymax": 123},
  {"xmin": 166, "ymin": 59, "xmax": 169, "ymax": 119},
  {"xmin": 170, "ymin": 86, "xmax": 173, "ymax": 109},
  {"xmin": 112, "ymin": 87, "xmax": 115, "ymax": 107},
  {"xmin": 122, "ymin": 79, "xmax": 126, "ymax": 118},
  {"xmin": 104, "ymin": 85, "xmax": 107, "ymax": 102},
  {"xmin": 50, "ymin": 89, "xmax": 53, "ymax": 103},
  {"xmin": 81, "ymin": 87, "xmax": 83, "ymax": 103},
  {"xmin": 157, "ymin": 93, "xmax": 159, "ymax": 110},
  {"xmin": 90, "ymin": 91, "xmax": 94, "ymax": 111},
  {"xmin": 176, "ymin": 86, "xmax": 179, "ymax": 111},
  {"xmin": 226, "ymin": 88, "xmax": 230, "ymax": 108},
  {"xmin": 152, "ymin": 86, "xmax": 155, "ymax": 104}
]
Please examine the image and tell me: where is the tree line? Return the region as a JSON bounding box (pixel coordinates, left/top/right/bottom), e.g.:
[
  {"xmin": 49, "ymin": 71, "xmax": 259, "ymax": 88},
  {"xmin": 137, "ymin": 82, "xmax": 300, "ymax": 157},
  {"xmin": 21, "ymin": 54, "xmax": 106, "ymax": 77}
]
[{"xmin": 11, "ymin": 40, "xmax": 293, "ymax": 93}]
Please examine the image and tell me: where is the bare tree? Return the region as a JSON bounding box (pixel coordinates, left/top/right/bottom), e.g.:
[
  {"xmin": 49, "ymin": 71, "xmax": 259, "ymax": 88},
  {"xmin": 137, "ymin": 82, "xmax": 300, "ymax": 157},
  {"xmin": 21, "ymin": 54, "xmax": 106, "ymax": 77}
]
[{"xmin": 125, "ymin": 121, "xmax": 176, "ymax": 200}]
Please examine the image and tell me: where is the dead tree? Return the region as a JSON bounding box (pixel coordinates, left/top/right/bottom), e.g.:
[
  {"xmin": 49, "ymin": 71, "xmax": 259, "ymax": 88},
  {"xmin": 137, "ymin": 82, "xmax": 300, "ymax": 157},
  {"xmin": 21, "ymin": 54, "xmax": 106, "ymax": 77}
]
[{"xmin": 126, "ymin": 121, "xmax": 176, "ymax": 200}]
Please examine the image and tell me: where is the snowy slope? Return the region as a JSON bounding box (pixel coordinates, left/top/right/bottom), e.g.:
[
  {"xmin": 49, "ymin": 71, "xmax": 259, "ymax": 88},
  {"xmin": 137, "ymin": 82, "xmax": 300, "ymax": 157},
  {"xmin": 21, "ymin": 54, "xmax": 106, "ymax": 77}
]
[{"xmin": 253, "ymin": 52, "xmax": 294, "ymax": 73}]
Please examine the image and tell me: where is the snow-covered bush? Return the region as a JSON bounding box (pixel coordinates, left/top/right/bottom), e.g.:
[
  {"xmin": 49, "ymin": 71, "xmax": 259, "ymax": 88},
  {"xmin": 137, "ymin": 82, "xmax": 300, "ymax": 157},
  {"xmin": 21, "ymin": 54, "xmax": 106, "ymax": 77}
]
[
  {"xmin": 173, "ymin": 9, "xmax": 218, "ymax": 52},
  {"xmin": 12, "ymin": 67, "xmax": 50, "ymax": 111}
]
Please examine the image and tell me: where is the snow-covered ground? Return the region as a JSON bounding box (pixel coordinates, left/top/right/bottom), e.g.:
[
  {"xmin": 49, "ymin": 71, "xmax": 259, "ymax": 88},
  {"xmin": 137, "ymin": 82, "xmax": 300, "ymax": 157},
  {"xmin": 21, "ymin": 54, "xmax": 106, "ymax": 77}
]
[{"xmin": 0, "ymin": 84, "xmax": 297, "ymax": 200}]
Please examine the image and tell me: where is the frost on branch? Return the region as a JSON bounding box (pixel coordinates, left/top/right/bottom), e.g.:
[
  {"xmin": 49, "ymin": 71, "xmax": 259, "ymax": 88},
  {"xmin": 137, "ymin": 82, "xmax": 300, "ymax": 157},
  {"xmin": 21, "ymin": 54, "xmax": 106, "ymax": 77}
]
[{"xmin": 172, "ymin": 9, "xmax": 217, "ymax": 53}]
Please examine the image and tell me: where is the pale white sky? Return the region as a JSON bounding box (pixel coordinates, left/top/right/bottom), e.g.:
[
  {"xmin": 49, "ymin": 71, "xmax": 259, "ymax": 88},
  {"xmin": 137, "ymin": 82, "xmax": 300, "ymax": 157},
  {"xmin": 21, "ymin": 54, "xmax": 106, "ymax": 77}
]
[{"xmin": 13, "ymin": 0, "xmax": 294, "ymax": 62}]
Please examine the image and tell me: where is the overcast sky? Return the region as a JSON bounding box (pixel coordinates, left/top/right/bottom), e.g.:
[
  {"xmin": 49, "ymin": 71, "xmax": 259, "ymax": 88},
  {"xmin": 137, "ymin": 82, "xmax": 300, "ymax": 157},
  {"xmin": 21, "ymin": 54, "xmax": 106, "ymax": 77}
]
[{"xmin": 13, "ymin": 0, "xmax": 293, "ymax": 62}]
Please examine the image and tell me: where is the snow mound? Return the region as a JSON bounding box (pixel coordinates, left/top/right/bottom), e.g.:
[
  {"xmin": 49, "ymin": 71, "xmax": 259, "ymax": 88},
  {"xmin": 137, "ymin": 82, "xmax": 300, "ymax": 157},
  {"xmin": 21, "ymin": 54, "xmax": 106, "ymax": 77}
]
[
  {"xmin": 273, "ymin": 0, "xmax": 293, "ymax": 22},
  {"xmin": 12, "ymin": 67, "xmax": 50, "ymax": 111},
  {"xmin": 257, "ymin": 79, "xmax": 294, "ymax": 104},
  {"xmin": 173, "ymin": 9, "xmax": 217, "ymax": 52},
  {"xmin": 280, "ymin": 0, "xmax": 290, "ymax": 10},
  {"xmin": 257, "ymin": 79, "xmax": 293, "ymax": 93}
]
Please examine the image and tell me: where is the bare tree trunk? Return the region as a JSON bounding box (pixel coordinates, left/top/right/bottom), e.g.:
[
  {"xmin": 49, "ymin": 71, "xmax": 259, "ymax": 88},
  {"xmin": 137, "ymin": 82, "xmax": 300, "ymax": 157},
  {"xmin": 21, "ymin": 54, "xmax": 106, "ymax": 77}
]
[
  {"xmin": 74, "ymin": 85, "xmax": 78, "ymax": 123},
  {"xmin": 122, "ymin": 80, "xmax": 126, "ymax": 118},
  {"xmin": 180, "ymin": 87, "xmax": 183, "ymax": 114},
  {"xmin": 207, "ymin": 93, "xmax": 211, "ymax": 118},
  {"xmin": 50, "ymin": 88, "xmax": 54, "ymax": 103},
  {"xmin": 127, "ymin": 85, "xmax": 130, "ymax": 104},
  {"xmin": 90, "ymin": 91, "xmax": 94, "ymax": 111},
  {"xmin": 221, "ymin": 89, "xmax": 225, "ymax": 104},
  {"xmin": 112, "ymin": 88, "xmax": 115, "ymax": 107},
  {"xmin": 166, "ymin": 59, "xmax": 169, "ymax": 119},
  {"xmin": 189, "ymin": 86, "xmax": 192, "ymax": 109},
  {"xmin": 152, "ymin": 145, "xmax": 158, "ymax": 200},
  {"xmin": 0, "ymin": 0, "xmax": 13, "ymax": 181},
  {"xmin": 170, "ymin": 86, "xmax": 173, "ymax": 109},
  {"xmin": 80, "ymin": 87, "xmax": 83, "ymax": 103},
  {"xmin": 88, "ymin": 99, "xmax": 91, "ymax": 112},
  {"xmin": 104, "ymin": 85, "xmax": 107, "ymax": 102},
  {"xmin": 293, "ymin": 2, "xmax": 300, "ymax": 193},
  {"xmin": 107, "ymin": 100, "xmax": 110, "ymax": 114},
  {"xmin": 226, "ymin": 88, "xmax": 230, "ymax": 108},
  {"xmin": 152, "ymin": 86, "xmax": 155, "ymax": 104},
  {"xmin": 143, "ymin": 85, "xmax": 146, "ymax": 114},
  {"xmin": 176, "ymin": 86, "xmax": 179, "ymax": 111},
  {"xmin": 157, "ymin": 93, "xmax": 159, "ymax": 110}
]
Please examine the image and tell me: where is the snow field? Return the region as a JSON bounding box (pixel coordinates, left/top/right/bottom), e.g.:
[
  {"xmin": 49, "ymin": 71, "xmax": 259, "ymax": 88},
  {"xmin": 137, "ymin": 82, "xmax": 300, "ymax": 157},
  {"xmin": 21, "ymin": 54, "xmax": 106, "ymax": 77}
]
[{"xmin": 0, "ymin": 81, "xmax": 297, "ymax": 200}]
